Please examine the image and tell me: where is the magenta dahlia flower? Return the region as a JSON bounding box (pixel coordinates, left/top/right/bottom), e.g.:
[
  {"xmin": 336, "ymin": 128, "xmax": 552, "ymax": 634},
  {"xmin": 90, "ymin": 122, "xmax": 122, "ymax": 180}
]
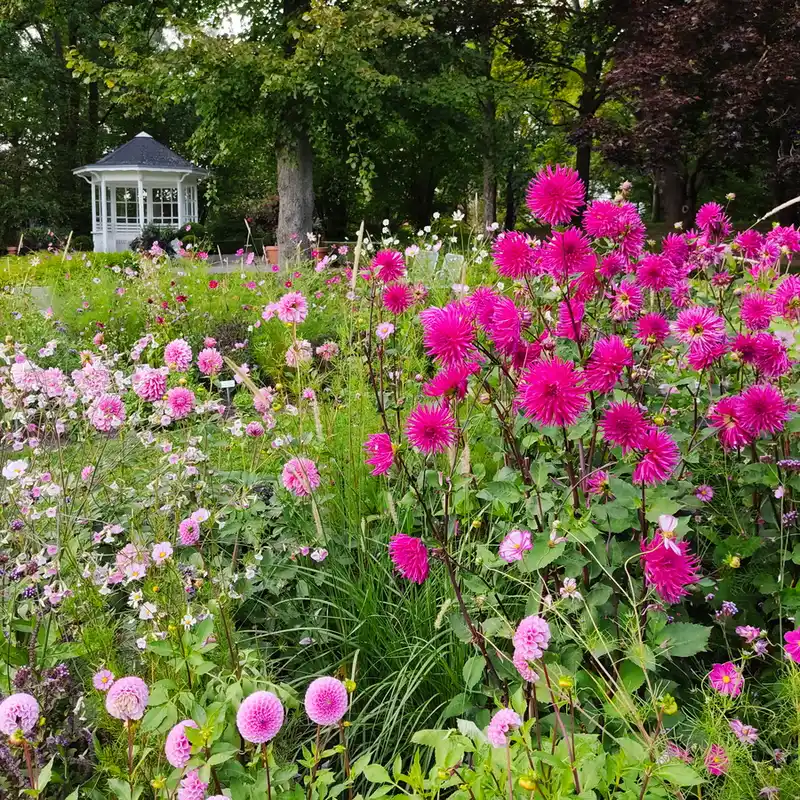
[
  {"xmin": 583, "ymin": 335, "xmax": 633, "ymax": 393},
  {"xmin": 105, "ymin": 676, "xmax": 149, "ymax": 721},
  {"xmin": 166, "ymin": 387, "xmax": 195, "ymax": 420},
  {"xmin": 640, "ymin": 536, "xmax": 699, "ymax": 604},
  {"xmin": 165, "ymin": 719, "xmax": 198, "ymax": 768},
  {"xmin": 492, "ymin": 231, "xmax": 538, "ymax": 278},
  {"xmin": 708, "ymin": 396, "xmax": 753, "ymax": 450},
  {"xmin": 382, "ymin": 283, "xmax": 414, "ymax": 315},
  {"xmin": 610, "ymin": 280, "xmax": 643, "ymax": 321},
  {"xmin": 635, "ymin": 313, "xmax": 670, "ymax": 347},
  {"xmin": 363, "ymin": 433, "xmax": 394, "ymax": 476},
  {"xmin": 774, "ymin": 275, "xmax": 800, "ymax": 322},
  {"xmin": 513, "ymin": 615, "xmax": 551, "ymax": 661},
  {"xmin": 733, "ymin": 229, "xmax": 764, "ymax": 258},
  {"xmin": 177, "ymin": 769, "xmax": 208, "ymax": 800},
  {"xmin": 542, "ymin": 228, "xmax": 595, "ymax": 283},
  {"xmin": 419, "ymin": 303, "xmax": 476, "ymax": 367},
  {"xmin": 525, "ymin": 164, "xmax": 584, "ymax": 225},
  {"xmin": 517, "ymin": 357, "xmax": 588, "ymax": 427},
  {"xmin": 132, "ymin": 366, "xmax": 167, "ymax": 402},
  {"xmin": 784, "ymin": 629, "xmax": 800, "ymax": 662},
  {"xmin": 555, "ymin": 299, "xmax": 585, "ymax": 341},
  {"xmin": 405, "ymin": 403, "xmax": 457, "ymax": 455},
  {"xmin": 178, "ymin": 517, "xmax": 201, "ymax": 546},
  {"xmin": 753, "ymin": 334, "xmax": 790, "ymax": 378},
  {"xmin": 695, "ymin": 202, "xmax": 731, "ymax": 238},
  {"xmin": 708, "ymin": 662, "xmax": 743, "ymax": 697},
  {"xmin": 600, "ymin": 401, "xmax": 648, "ymax": 454},
  {"xmin": 486, "ymin": 708, "xmax": 522, "ymax": 747},
  {"xmin": 389, "ymin": 534, "xmax": 429, "ymax": 583},
  {"xmin": 671, "ymin": 306, "xmax": 727, "ymax": 352},
  {"xmin": 423, "ymin": 362, "xmax": 478, "ymax": 401},
  {"xmin": 635, "ymin": 254, "xmax": 676, "ymax": 292},
  {"xmin": 739, "ymin": 384, "xmax": 790, "ymax": 435},
  {"xmin": 0, "ymin": 693, "xmax": 40, "ymax": 736},
  {"xmin": 164, "ymin": 338, "xmax": 193, "ymax": 372},
  {"xmin": 372, "ymin": 250, "xmax": 406, "ymax": 282},
  {"xmin": 197, "ymin": 347, "xmax": 224, "ymax": 376},
  {"xmin": 281, "ymin": 457, "xmax": 321, "ymax": 497},
  {"xmin": 704, "ymin": 744, "xmax": 729, "ymax": 776},
  {"xmin": 236, "ymin": 691, "xmax": 284, "ymax": 744},
  {"xmin": 498, "ymin": 529, "xmax": 532, "ymax": 563},
  {"xmin": 632, "ymin": 428, "xmax": 679, "ymax": 486},
  {"xmin": 304, "ymin": 677, "xmax": 349, "ymax": 726},
  {"xmin": 740, "ymin": 292, "xmax": 775, "ymax": 331}
]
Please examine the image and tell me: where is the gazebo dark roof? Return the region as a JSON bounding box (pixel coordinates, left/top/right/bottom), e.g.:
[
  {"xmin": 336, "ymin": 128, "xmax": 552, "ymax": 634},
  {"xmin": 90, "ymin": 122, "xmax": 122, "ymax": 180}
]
[{"xmin": 74, "ymin": 132, "xmax": 205, "ymax": 174}]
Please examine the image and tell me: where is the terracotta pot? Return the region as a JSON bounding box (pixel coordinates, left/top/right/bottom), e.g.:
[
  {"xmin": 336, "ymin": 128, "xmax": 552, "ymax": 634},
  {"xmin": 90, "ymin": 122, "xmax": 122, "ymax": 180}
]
[
  {"xmin": 264, "ymin": 245, "xmax": 279, "ymax": 265},
  {"xmin": 6, "ymin": 246, "xmax": 17, "ymax": 256}
]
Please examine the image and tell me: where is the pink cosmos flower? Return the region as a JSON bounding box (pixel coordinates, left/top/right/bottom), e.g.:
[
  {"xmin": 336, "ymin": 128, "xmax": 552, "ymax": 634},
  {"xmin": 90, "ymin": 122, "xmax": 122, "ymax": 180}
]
[
  {"xmin": 419, "ymin": 303, "xmax": 476, "ymax": 367},
  {"xmin": 88, "ymin": 393, "xmax": 126, "ymax": 433},
  {"xmin": 177, "ymin": 770, "xmax": 208, "ymax": 800},
  {"xmin": 784, "ymin": 629, "xmax": 800, "ymax": 662},
  {"xmin": 132, "ymin": 366, "xmax": 168, "ymax": 401},
  {"xmin": 178, "ymin": 518, "xmax": 201, "ymax": 547},
  {"xmin": 281, "ymin": 457, "xmax": 321, "ymax": 497},
  {"xmin": 774, "ymin": 275, "xmax": 800, "ymax": 322},
  {"xmin": 81, "ymin": 465, "xmax": 95, "ymax": 482},
  {"xmin": 708, "ymin": 396, "xmax": 753, "ymax": 450},
  {"xmin": 705, "ymin": 744, "xmax": 729, "ymax": 776},
  {"xmin": 105, "ymin": 676, "xmax": 149, "ymax": 721},
  {"xmin": 383, "ymin": 283, "xmax": 414, "ymax": 315},
  {"xmin": 635, "ymin": 254, "xmax": 676, "ymax": 291},
  {"xmin": 492, "ymin": 231, "xmax": 538, "ymax": 278},
  {"xmin": 633, "ymin": 428, "xmax": 679, "ymax": 485},
  {"xmin": 708, "ymin": 662, "xmax": 743, "ymax": 697},
  {"xmin": 600, "ymin": 401, "xmax": 648, "ymax": 454},
  {"xmin": 736, "ymin": 625, "xmax": 763, "ymax": 644},
  {"xmin": 372, "ymin": 250, "xmax": 406, "ymax": 282},
  {"xmin": 729, "ymin": 719, "xmax": 758, "ymax": 744},
  {"xmin": 166, "ymin": 387, "xmax": 195, "ymax": 420},
  {"xmin": 525, "ymin": 164, "xmax": 584, "ymax": 225},
  {"xmin": 197, "ymin": 347, "xmax": 224, "ymax": 376},
  {"xmin": 610, "ymin": 280, "xmax": 643, "ymax": 321},
  {"xmin": 276, "ymin": 291, "xmax": 308, "ymax": 324},
  {"xmin": 518, "ymin": 357, "xmax": 588, "ymax": 427},
  {"xmin": 583, "ymin": 336, "xmax": 633, "ymax": 393},
  {"xmin": 635, "ymin": 313, "xmax": 670, "ymax": 347},
  {"xmin": 672, "ymin": 307, "xmax": 727, "ymax": 352},
  {"xmin": 739, "ymin": 384, "xmax": 790, "ymax": 435},
  {"xmin": 405, "ymin": 403, "xmax": 457, "ymax": 454},
  {"xmin": 363, "ymin": 433, "xmax": 394, "ymax": 476},
  {"xmin": 389, "ymin": 534, "xmax": 429, "ymax": 583},
  {"xmin": 741, "ymin": 293, "xmax": 775, "ymax": 331},
  {"xmin": 499, "ymin": 529, "xmax": 533, "ymax": 563},
  {"xmin": 423, "ymin": 362, "xmax": 479, "ymax": 401},
  {"xmin": 166, "ymin": 719, "xmax": 199, "ymax": 768},
  {"xmin": 93, "ymin": 670, "xmax": 115, "ymax": 692},
  {"xmin": 486, "ymin": 708, "xmax": 522, "ymax": 747},
  {"xmin": 513, "ymin": 615, "xmax": 551, "ymax": 661},
  {"xmin": 695, "ymin": 485, "xmax": 714, "ymax": 502},
  {"xmin": 543, "ymin": 228, "xmax": 595, "ymax": 283},
  {"xmin": 116, "ymin": 543, "xmax": 150, "ymax": 571},
  {"xmin": 164, "ymin": 339, "xmax": 193, "ymax": 372},
  {"xmin": 152, "ymin": 542, "xmax": 173, "ymax": 563},
  {"xmin": 641, "ymin": 536, "xmax": 700, "ymax": 604},
  {"xmin": 0, "ymin": 693, "xmax": 40, "ymax": 735},
  {"xmin": 304, "ymin": 677, "xmax": 349, "ymax": 726},
  {"xmin": 376, "ymin": 322, "xmax": 395, "ymax": 340},
  {"xmin": 236, "ymin": 691, "xmax": 284, "ymax": 743}
]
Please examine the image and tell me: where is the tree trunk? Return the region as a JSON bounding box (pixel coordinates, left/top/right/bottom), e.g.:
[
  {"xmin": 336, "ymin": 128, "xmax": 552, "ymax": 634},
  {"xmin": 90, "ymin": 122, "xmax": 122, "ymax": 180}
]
[
  {"xmin": 575, "ymin": 140, "xmax": 591, "ymax": 202},
  {"xmin": 659, "ymin": 164, "xmax": 686, "ymax": 226},
  {"xmin": 504, "ymin": 167, "xmax": 517, "ymax": 230},
  {"xmin": 482, "ymin": 96, "xmax": 497, "ymax": 228},
  {"xmin": 650, "ymin": 174, "xmax": 662, "ymax": 222},
  {"xmin": 276, "ymin": 130, "xmax": 314, "ymax": 268}
]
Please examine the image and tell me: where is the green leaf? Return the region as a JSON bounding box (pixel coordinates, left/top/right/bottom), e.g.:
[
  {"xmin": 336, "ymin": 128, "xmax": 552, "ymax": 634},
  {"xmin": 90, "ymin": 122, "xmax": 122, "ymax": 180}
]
[
  {"xmin": 36, "ymin": 757, "xmax": 55, "ymax": 794},
  {"xmin": 462, "ymin": 656, "xmax": 483, "ymax": 690},
  {"xmin": 520, "ymin": 540, "xmax": 565, "ymax": 572},
  {"xmin": 362, "ymin": 764, "xmax": 392, "ymax": 784},
  {"xmin": 652, "ymin": 623, "xmax": 711, "ymax": 658},
  {"xmin": 617, "ymin": 738, "xmax": 646, "ymax": 764},
  {"xmin": 655, "ymin": 762, "xmax": 704, "ymax": 786},
  {"xmin": 626, "ymin": 642, "xmax": 656, "ymax": 672},
  {"xmin": 618, "ymin": 661, "xmax": 645, "ymax": 693},
  {"xmin": 107, "ymin": 778, "xmax": 133, "ymax": 800}
]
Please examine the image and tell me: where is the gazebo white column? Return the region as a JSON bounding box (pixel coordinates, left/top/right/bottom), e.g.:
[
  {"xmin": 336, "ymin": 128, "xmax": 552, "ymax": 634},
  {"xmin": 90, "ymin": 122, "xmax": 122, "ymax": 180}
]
[
  {"xmin": 90, "ymin": 179, "xmax": 97, "ymax": 241},
  {"xmin": 100, "ymin": 175, "xmax": 108, "ymax": 252},
  {"xmin": 176, "ymin": 176, "xmax": 185, "ymax": 226},
  {"xmin": 137, "ymin": 173, "xmax": 146, "ymax": 232}
]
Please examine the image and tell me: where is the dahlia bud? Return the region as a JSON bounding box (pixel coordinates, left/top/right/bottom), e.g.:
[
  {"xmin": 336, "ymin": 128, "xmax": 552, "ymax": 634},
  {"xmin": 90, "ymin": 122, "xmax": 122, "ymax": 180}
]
[
  {"xmin": 660, "ymin": 694, "xmax": 678, "ymax": 716},
  {"xmin": 558, "ymin": 676, "xmax": 574, "ymax": 691}
]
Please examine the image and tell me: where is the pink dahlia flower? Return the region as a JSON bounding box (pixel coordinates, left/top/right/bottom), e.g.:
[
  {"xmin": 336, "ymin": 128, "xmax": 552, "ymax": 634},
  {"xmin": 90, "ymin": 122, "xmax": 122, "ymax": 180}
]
[
  {"xmin": 774, "ymin": 275, "xmax": 800, "ymax": 322},
  {"xmin": 543, "ymin": 228, "xmax": 595, "ymax": 284},
  {"xmin": 371, "ymin": 250, "xmax": 406, "ymax": 282},
  {"xmin": 166, "ymin": 387, "xmax": 196, "ymax": 420},
  {"xmin": 583, "ymin": 335, "xmax": 632, "ymax": 393},
  {"xmin": 0, "ymin": 692, "xmax": 40, "ymax": 735},
  {"xmin": 635, "ymin": 254, "xmax": 676, "ymax": 292},
  {"xmin": 486, "ymin": 708, "xmax": 522, "ymax": 747},
  {"xmin": 610, "ymin": 280, "xmax": 643, "ymax": 321},
  {"xmin": 513, "ymin": 615, "xmax": 551, "ymax": 661},
  {"xmin": 281, "ymin": 457, "xmax": 321, "ymax": 497},
  {"xmin": 708, "ymin": 662, "xmax": 743, "ymax": 697},
  {"xmin": 93, "ymin": 669, "xmax": 115, "ymax": 692},
  {"xmin": 132, "ymin": 366, "xmax": 167, "ymax": 401},
  {"xmin": 784, "ymin": 629, "xmax": 800, "ymax": 662},
  {"xmin": 483, "ymin": 296, "xmax": 530, "ymax": 353},
  {"xmin": 640, "ymin": 536, "xmax": 699, "ymax": 604},
  {"xmin": 105, "ymin": 676, "xmax": 149, "ymax": 721},
  {"xmin": 405, "ymin": 403, "xmax": 457, "ymax": 455},
  {"xmin": 88, "ymin": 393, "xmax": 126, "ymax": 432},
  {"xmin": 419, "ymin": 303, "xmax": 476, "ymax": 367},
  {"xmin": 525, "ymin": 164, "xmax": 584, "ymax": 225},
  {"xmin": 177, "ymin": 769, "xmax": 208, "ymax": 800},
  {"xmin": 740, "ymin": 292, "xmax": 775, "ymax": 331},
  {"xmin": 245, "ymin": 421, "xmax": 265, "ymax": 437},
  {"xmin": 517, "ymin": 357, "xmax": 588, "ymax": 427},
  {"xmin": 165, "ymin": 719, "xmax": 198, "ymax": 768},
  {"xmin": 498, "ymin": 529, "xmax": 532, "ymax": 563},
  {"xmin": 600, "ymin": 401, "xmax": 648, "ymax": 454},
  {"xmin": 696, "ymin": 202, "xmax": 731, "ymax": 238},
  {"xmin": 739, "ymin": 384, "xmax": 790, "ymax": 435},
  {"xmin": 164, "ymin": 338, "xmax": 193, "ymax": 372},
  {"xmin": 363, "ymin": 433, "xmax": 394, "ymax": 476},
  {"xmin": 512, "ymin": 648, "xmax": 538, "ymax": 682},
  {"xmin": 632, "ymin": 428, "xmax": 679, "ymax": 486},
  {"xmin": 304, "ymin": 677, "xmax": 349, "ymax": 726},
  {"xmin": 236, "ymin": 691, "xmax": 284, "ymax": 743},
  {"xmin": 197, "ymin": 347, "xmax": 224, "ymax": 376},
  {"xmin": 635, "ymin": 313, "xmax": 670, "ymax": 347},
  {"xmin": 704, "ymin": 744, "xmax": 729, "ymax": 776},
  {"xmin": 733, "ymin": 229, "xmax": 764, "ymax": 258},
  {"xmin": 389, "ymin": 534, "xmax": 429, "ymax": 584},
  {"xmin": 276, "ymin": 291, "xmax": 308, "ymax": 324},
  {"xmin": 492, "ymin": 231, "xmax": 538, "ymax": 278},
  {"xmin": 382, "ymin": 283, "xmax": 414, "ymax": 315},
  {"xmin": 753, "ymin": 333, "xmax": 790, "ymax": 378},
  {"xmin": 555, "ymin": 299, "xmax": 585, "ymax": 341},
  {"xmin": 708, "ymin": 396, "xmax": 754, "ymax": 450},
  {"xmin": 423, "ymin": 362, "xmax": 479, "ymax": 401},
  {"xmin": 671, "ymin": 307, "xmax": 726, "ymax": 352},
  {"xmin": 178, "ymin": 517, "xmax": 201, "ymax": 546}
]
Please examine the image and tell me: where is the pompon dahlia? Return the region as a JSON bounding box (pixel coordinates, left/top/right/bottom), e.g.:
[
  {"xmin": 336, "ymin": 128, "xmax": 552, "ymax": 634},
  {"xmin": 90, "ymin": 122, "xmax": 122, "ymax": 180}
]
[
  {"xmin": 132, "ymin": 366, "xmax": 168, "ymax": 401},
  {"xmin": 177, "ymin": 770, "xmax": 208, "ymax": 800},
  {"xmin": 671, "ymin": 306, "xmax": 726, "ymax": 352},
  {"xmin": 739, "ymin": 384, "xmax": 790, "ymax": 435},
  {"xmin": 543, "ymin": 228, "xmax": 595, "ymax": 283},
  {"xmin": 178, "ymin": 517, "xmax": 200, "ymax": 546},
  {"xmin": 486, "ymin": 708, "xmax": 522, "ymax": 748},
  {"xmin": 632, "ymin": 428, "xmax": 679, "ymax": 486},
  {"xmin": 525, "ymin": 164, "xmax": 584, "ymax": 225},
  {"xmin": 492, "ymin": 231, "xmax": 538, "ymax": 278},
  {"xmin": 165, "ymin": 719, "xmax": 198, "ymax": 768},
  {"xmin": 164, "ymin": 338, "xmax": 193, "ymax": 372},
  {"xmin": 498, "ymin": 529, "xmax": 533, "ymax": 563},
  {"xmin": 640, "ymin": 536, "xmax": 700, "ymax": 604},
  {"xmin": 389, "ymin": 534, "xmax": 429, "ymax": 583},
  {"xmin": 382, "ymin": 282, "xmax": 414, "ymax": 315},
  {"xmin": 419, "ymin": 303, "xmax": 476, "ymax": 367},
  {"xmin": 708, "ymin": 396, "xmax": 753, "ymax": 450},
  {"xmin": 635, "ymin": 254, "xmax": 676, "ymax": 292},
  {"xmin": 583, "ymin": 335, "xmax": 633, "ymax": 393},
  {"xmin": 0, "ymin": 693, "xmax": 40, "ymax": 735},
  {"xmin": 513, "ymin": 615, "xmax": 551, "ymax": 660},
  {"xmin": 610, "ymin": 280, "xmax": 643, "ymax": 321},
  {"xmin": 512, "ymin": 648, "xmax": 538, "ymax": 682},
  {"xmin": 236, "ymin": 691, "xmax": 284, "ymax": 743},
  {"xmin": 166, "ymin": 387, "xmax": 195, "ymax": 420},
  {"xmin": 197, "ymin": 347, "xmax": 224, "ymax": 376},
  {"xmin": 518, "ymin": 357, "xmax": 588, "ymax": 427},
  {"xmin": 363, "ymin": 433, "xmax": 395, "ymax": 476},
  {"xmin": 105, "ymin": 676, "xmax": 149, "ymax": 721},
  {"xmin": 423, "ymin": 362, "xmax": 479, "ymax": 401},
  {"xmin": 304, "ymin": 677, "xmax": 349, "ymax": 726},
  {"xmin": 695, "ymin": 202, "xmax": 731, "ymax": 238},
  {"xmin": 635, "ymin": 313, "xmax": 670, "ymax": 347},
  {"xmin": 406, "ymin": 403, "xmax": 456, "ymax": 454},
  {"xmin": 774, "ymin": 275, "xmax": 800, "ymax": 322},
  {"xmin": 740, "ymin": 292, "xmax": 775, "ymax": 331},
  {"xmin": 371, "ymin": 249, "xmax": 406, "ymax": 282},
  {"xmin": 281, "ymin": 457, "xmax": 321, "ymax": 497},
  {"xmin": 600, "ymin": 401, "xmax": 648, "ymax": 454},
  {"xmin": 708, "ymin": 662, "xmax": 743, "ymax": 697}
]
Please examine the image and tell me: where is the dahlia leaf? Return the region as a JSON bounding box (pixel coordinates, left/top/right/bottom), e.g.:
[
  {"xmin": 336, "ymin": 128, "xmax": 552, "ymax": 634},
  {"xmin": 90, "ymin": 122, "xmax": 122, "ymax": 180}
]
[
  {"xmin": 655, "ymin": 761, "xmax": 704, "ymax": 787},
  {"xmin": 462, "ymin": 655, "xmax": 483, "ymax": 689},
  {"xmin": 653, "ymin": 623, "xmax": 711, "ymax": 658}
]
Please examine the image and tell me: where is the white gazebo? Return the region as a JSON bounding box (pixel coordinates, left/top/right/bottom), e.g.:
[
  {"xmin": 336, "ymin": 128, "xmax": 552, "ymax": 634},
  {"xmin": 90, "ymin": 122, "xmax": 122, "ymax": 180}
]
[{"xmin": 73, "ymin": 132, "xmax": 207, "ymax": 252}]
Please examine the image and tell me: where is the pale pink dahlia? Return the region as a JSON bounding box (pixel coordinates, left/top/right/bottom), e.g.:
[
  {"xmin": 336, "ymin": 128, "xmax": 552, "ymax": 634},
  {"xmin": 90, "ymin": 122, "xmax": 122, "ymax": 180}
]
[
  {"xmin": 132, "ymin": 366, "xmax": 167, "ymax": 401},
  {"xmin": 405, "ymin": 403, "xmax": 457, "ymax": 455},
  {"xmin": 105, "ymin": 676, "xmax": 149, "ymax": 721},
  {"xmin": 276, "ymin": 291, "xmax": 308, "ymax": 324},
  {"xmin": 492, "ymin": 231, "xmax": 538, "ymax": 278},
  {"xmin": 166, "ymin": 387, "xmax": 196, "ymax": 420},
  {"xmin": 708, "ymin": 662, "xmax": 743, "ymax": 697},
  {"xmin": 498, "ymin": 529, "xmax": 532, "ymax": 563},
  {"xmin": 486, "ymin": 708, "xmax": 522, "ymax": 747},
  {"xmin": 281, "ymin": 457, "xmax": 321, "ymax": 497},
  {"xmin": 197, "ymin": 347, "xmax": 224, "ymax": 376},
  {"xmin": 632, "ymin": 428, "xmax": 679, "ymax": 486},
  {"xmin": 178, "ymin": 517, "xmax": 200, "ymax": 546},
  {"xmin": 640, "ymin": 536, "xmax": 699, "ymax": 604},
  {"xmin": 517, "ymin": 357, "xmax": 588, "ymax": 427},
  {"xmin": 236, "ymin": 691, "xmax": 284, "ymax": 743},
  {"xmin": 513, "ymin": 615, "xmax": 551, "ymax": 661},
  {"xmin": 88, "ymin": 393, "xmax": 126, "ymax": 433},
  {"xmin": 177, "ymin": 769, "xmax": 208, "ymax": 800},
  {"xmin": 372, "ymin": 250, "xmax": 406, "ymax": 282},
  {"xmin": 525, "ymin": 164, "xmax": 585, "ymax": 225},
  {"xmin": 0, "ymin": 693, "xmax": 40, "ymax": 735},
  {"xmin": 164, "ymin": 338, "xmax": 193, "ymax": 372},
  {"xmin": 165, "ymin": 719, "xmax": 199, "ymax": 768},
  {"xmin": 304, "ymin": 677, "xmax": 349, "ymax": 726},
  {"xmin": 512, "ymin": 648, "xmax": 538, "ymax": 682},
  {"xmin": 389, "ymin": 534, "xmax": 429, "ymax": 584},
  {"xmin": 363, "ymin": 433, "xmax": 394, "ymax": 476}
]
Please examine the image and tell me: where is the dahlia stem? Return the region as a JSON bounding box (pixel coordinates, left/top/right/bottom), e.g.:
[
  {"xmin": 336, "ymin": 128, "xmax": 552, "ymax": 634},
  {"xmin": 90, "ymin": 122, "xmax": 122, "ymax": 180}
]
[
  {"xmin": 308, "ymin": 725, "xmax": 320, "ymax": 800},
  {"xmin": 22, "ymin": 740, "xmax": 36, "ymax": 790},
  {"xmin": 126, "ymin": 720, "xmax": 134, "ymax": 784},
  {"xmin": 505, "ymin": 744, "xmax": 513, "ymax": 800},
  {"xmin": 339, "ymin": 721, "xmax": 352, "ymax": 800},
  {"xmin": 262, "ymin": 742, "xmax": 272, "ymax": 800}
]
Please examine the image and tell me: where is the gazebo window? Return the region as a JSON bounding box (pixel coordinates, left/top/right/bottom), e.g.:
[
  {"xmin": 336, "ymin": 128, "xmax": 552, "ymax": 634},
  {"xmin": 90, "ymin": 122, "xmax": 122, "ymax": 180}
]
[
  {"xmin": 115, "ymin": 187, "xmax": 140, "ymax": 224},
  {"xmin": 183, "ymin": 185, "xmax": 197, "ymax": 222},
  {"xmin": 151, "ymin": 187, "xmax": 179, "ymax": 226}
]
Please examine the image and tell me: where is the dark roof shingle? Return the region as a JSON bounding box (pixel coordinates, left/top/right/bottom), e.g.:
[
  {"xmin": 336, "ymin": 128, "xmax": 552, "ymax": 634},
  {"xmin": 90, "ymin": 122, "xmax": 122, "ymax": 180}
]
[{"xmin": 75, "ymin": 133, "xmax": 204, "ymax": 172}]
